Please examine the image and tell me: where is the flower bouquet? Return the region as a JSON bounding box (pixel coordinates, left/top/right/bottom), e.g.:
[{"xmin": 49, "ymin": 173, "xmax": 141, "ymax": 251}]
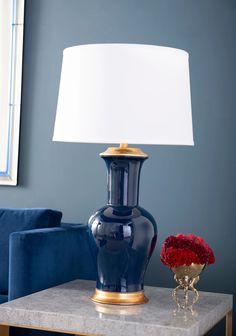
[{"xmin": 161, "ymin": 234, "xmax": 215, "ymax": 309}]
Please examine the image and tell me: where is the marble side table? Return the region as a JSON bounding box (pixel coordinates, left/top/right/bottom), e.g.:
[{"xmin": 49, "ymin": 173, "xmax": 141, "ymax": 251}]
[{"xmin": 0, "ymin": 280, "xmax": 233, "ymax": 336}]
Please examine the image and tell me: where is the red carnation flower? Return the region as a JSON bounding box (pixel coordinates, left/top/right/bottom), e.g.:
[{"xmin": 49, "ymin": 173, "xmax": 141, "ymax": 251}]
[{"xmin": 160, "ymin": 233, "xmax": 215, "ymax": 268}]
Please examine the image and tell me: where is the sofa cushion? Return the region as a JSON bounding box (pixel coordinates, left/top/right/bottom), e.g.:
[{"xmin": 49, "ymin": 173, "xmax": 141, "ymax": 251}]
[
  {"xmin": 0, "ymin": 208, "xmax": 62, "ymax": 293},
  {"xmin": 0, "ymin": 294, "xmax": 8, "ymax": 304}
]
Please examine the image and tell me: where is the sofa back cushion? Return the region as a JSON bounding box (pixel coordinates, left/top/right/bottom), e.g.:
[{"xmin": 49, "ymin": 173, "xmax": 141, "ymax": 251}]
[{"xmin": 0, "ymin": 208, "xmax": 62, "ymax": 293}]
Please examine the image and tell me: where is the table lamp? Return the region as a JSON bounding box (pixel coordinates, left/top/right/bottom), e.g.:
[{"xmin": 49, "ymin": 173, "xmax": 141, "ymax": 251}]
[{"xmin": 53, "ymin": 44, "xmax": 193, "ymax": 305}]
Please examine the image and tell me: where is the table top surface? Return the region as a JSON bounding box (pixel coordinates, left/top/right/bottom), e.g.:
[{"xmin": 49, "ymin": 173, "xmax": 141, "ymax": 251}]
[{"xmin": 0, "ymin": 280, "xmax": 233, "ymax": 336}]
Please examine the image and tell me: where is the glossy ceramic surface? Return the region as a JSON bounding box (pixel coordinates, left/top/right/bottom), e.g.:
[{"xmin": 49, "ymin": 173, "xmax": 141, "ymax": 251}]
[{"xmin": 88, "ymin": 155, "xmax": 157, "ymax": 293}]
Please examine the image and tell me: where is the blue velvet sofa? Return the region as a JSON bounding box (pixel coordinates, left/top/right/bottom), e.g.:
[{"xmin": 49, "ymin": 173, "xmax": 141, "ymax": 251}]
[{"xmin": 0, "ymin": 208, "xmax": 97, "ymax": 336}]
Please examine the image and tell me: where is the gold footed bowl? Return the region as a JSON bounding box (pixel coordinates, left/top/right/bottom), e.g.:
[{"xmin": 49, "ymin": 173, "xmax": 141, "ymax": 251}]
[{"xmin": 171, "ymin": 263, "xmax": 205, "ymax": 310}]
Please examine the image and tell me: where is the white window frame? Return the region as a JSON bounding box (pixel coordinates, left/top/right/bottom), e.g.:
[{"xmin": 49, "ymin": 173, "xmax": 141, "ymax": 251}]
[{"xmin": 0, "ymin": 0, "xmax": 24, "ymax": 185}]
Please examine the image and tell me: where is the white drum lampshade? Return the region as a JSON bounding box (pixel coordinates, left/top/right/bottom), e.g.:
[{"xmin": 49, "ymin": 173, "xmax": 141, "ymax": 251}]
[{"xmin": 53, "ymin": 43, "xmax": 194, "ymax": 146}]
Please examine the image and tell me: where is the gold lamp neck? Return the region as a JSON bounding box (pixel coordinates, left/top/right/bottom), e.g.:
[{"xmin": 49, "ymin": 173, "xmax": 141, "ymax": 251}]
[
  {"xmin": 100, "ymin": 143, "xmax": 148, "ymax": 158},
  {"xmin": 119, "ymin": 143, "xmax": 128, "ymax": 149}
]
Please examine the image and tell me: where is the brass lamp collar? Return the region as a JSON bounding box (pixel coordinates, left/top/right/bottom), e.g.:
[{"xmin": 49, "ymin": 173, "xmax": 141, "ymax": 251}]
[{"xmin": 100, "ymin": 143, "xmax": 148, "ymax": 158}]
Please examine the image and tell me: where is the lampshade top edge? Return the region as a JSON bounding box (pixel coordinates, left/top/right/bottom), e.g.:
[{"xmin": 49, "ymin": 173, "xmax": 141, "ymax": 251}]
[{"xmin": 62, "ymin": 43, "xmax": 189, "ymax": 57}]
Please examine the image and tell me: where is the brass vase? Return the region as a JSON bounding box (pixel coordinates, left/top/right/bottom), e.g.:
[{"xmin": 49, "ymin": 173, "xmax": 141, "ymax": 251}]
[{"xmin": 172, "ymin": 263, "xmax": 205, "ymax": 310}]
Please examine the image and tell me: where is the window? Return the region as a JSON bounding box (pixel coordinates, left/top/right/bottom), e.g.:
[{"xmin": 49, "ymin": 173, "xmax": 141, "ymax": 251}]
[{"xmin": 0, "ymin": 0, "xmax": 24, "ymax": 185}]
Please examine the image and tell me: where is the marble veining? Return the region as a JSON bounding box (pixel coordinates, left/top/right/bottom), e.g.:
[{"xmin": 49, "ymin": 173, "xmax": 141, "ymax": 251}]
[{"xmin": 0, "ymin": 280, "xmax": 233, "ymax": 336}]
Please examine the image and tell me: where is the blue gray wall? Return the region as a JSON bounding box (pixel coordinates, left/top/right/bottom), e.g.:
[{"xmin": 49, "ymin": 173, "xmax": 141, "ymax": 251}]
[{"xmin": 0, "ymin": 1, "xmax": 235, "ymax": 334}]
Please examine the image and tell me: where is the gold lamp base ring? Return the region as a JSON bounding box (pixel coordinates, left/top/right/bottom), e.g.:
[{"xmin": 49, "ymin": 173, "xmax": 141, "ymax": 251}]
[{"xmin": 91, "ymin": 289, "xmax": 148, "ymax": 305}]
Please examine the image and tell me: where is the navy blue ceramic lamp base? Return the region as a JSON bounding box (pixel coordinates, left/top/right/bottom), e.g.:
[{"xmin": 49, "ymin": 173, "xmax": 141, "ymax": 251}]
[{"xmin": 89, "ymin": 145, "xmax": 157, "ymax": 305}]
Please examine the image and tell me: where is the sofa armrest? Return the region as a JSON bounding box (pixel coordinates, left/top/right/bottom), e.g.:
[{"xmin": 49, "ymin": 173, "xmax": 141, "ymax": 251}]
[{"xmin": 8, "ymin": 224, "xmax": 97, "ymax": 301}]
